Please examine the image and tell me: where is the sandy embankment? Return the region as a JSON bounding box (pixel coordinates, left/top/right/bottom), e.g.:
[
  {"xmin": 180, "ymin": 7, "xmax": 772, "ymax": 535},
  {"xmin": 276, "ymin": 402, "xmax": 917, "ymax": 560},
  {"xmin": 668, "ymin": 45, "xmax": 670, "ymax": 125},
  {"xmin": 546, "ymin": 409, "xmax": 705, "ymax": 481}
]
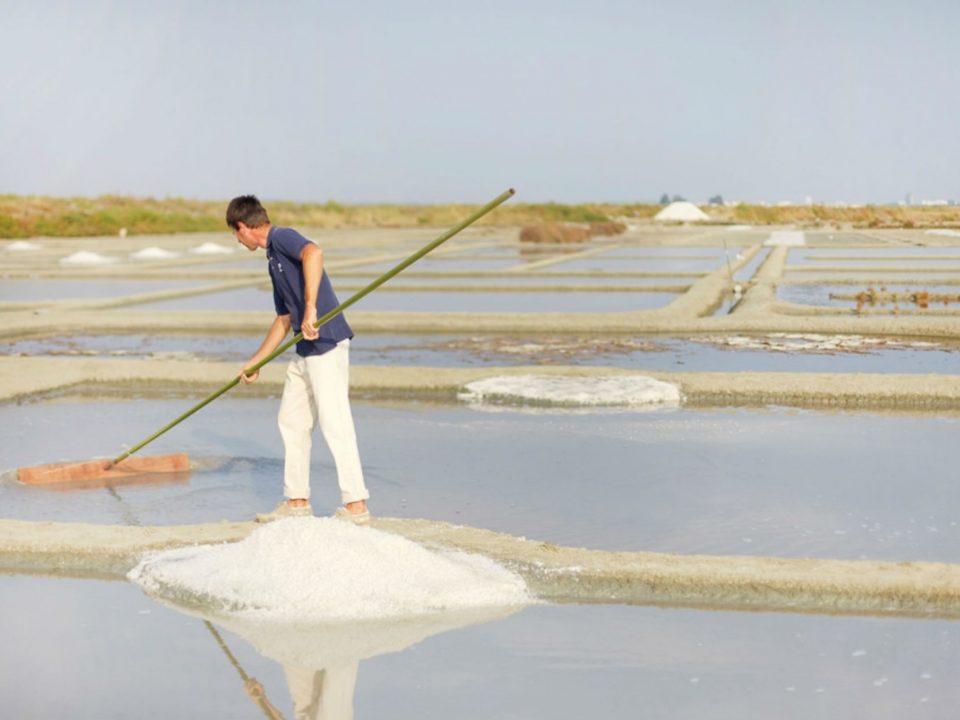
[{"xmin": 1, "ymin": 517, "xmax": 959, "ymax": 619}]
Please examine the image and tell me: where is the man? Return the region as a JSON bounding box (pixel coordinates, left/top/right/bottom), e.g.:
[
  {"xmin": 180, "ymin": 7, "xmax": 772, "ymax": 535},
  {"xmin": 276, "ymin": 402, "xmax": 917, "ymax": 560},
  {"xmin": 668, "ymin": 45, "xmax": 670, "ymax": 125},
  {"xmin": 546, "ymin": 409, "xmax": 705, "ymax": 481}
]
[{"xmin": 226, "ymin": 195, "xmax": 370, "ymax": 524}]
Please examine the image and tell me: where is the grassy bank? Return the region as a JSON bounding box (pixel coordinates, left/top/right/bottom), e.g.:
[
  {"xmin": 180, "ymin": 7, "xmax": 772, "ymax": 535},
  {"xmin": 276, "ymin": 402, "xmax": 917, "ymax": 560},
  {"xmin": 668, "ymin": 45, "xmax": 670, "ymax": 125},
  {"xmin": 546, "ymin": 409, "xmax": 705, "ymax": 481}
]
[{"xmin": 1, "ymin": 195, "xmax": 958, "ymax": 238}]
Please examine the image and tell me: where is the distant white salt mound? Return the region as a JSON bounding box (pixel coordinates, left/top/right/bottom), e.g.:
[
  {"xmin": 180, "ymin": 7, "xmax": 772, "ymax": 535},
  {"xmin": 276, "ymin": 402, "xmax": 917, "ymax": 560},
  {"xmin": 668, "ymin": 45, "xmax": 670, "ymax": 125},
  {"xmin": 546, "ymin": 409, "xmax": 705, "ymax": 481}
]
[
  {"xmin": 129, "ymin": 246, "xmax": 180, "ymax": 260},
  {"xmin": 459, "ymin": 374, "xmax": 682, "ymax": 409},
  {"xmin": 764, "ymin": 231, "xmax": 806, "ymax": 246},
  {"xmin": 925, "ymin": 229, "xmax": 960, "ymax": 238},
  {"xmin": 5, "ymin": 240, "xmax": 42, "ymax": 251},
  {"xmin": 129, "ymin": 517, "xmax": 530, "ymax": 622},
  {"xmin": 654, "ymin": 202, "xmax": 710, "ymax": 222},
  {"xmin": 189, "ymin": 242, "xmax": 234, "ymax": 255},
  {"xmin": 58, "ymin": 250, "xmax": 119, "ymax": 266}
]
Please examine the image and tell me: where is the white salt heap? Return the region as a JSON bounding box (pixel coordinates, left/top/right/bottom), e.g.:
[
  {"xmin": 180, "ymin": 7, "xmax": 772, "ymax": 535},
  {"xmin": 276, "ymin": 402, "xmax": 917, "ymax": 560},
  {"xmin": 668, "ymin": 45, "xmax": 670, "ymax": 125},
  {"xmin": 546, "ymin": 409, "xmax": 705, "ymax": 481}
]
[
  {"xmin": 5, "ymin": 240, "xmax": 42, "ymax": 251},
  {"xmin": 459, "ymin": 374, "xmax": 682, "ymax": 408},
  {"xmin": 189, "ymin": 242, "xmax": 234, "ymax": 255},
  {"xmin": 129, "ymin": 518, "xmax": 530, "ymax": 622},
  {"xmin": 129, "ymin": 246, "xmax": 180, "ymax": 260},
  {"xmin": 654, "ymin": 201, "xmax": 710, "ymax": 222},
  {"xmin": 58, "ymin": 250, "xmax": 119, "ymax": 266},
  {"xmin": 925, "ymin": 229, "xmax": 960, "ymax": 238}
]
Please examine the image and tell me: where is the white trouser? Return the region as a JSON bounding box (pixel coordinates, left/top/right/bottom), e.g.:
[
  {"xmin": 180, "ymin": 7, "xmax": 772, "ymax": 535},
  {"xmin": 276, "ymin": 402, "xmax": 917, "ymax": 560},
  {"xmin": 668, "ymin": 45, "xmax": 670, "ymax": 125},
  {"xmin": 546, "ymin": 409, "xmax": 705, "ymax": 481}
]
[{"xmin": 277, "ymin": 340, "xmax": 368, "ymax": 504}]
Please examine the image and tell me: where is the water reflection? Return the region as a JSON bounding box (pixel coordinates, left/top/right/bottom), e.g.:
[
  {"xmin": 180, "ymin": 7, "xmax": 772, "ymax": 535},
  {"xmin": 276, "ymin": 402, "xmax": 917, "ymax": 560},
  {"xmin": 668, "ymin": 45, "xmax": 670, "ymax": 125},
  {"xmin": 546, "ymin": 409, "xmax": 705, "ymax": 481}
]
[{"xmin": 188, "ymin": 605, "xmax": 519, "ymax": 719}]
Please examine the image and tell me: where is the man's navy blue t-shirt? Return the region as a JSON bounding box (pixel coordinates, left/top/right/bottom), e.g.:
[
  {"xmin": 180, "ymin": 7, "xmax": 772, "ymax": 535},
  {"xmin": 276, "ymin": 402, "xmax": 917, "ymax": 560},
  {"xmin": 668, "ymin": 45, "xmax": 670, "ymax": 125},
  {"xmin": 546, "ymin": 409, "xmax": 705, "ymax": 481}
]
[{"xmin": 266, "ymin": 226, "xmax": 353, "ymax": 357}]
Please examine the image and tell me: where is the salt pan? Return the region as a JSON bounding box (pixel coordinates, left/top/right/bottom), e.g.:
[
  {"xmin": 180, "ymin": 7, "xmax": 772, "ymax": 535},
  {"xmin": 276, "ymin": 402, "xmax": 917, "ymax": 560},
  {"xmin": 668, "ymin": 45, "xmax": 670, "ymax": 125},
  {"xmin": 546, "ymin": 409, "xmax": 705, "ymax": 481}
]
[
  {"xmin": 58, "ymin": 251, "xmax": 119, "ymax": 266},
  {"xmin": 458, "ymin": 374, "xmax": 682, "ymax": 409},
  {"xmin": 129, "ymin": 517, "xmax": 531, "ymax": 622}
]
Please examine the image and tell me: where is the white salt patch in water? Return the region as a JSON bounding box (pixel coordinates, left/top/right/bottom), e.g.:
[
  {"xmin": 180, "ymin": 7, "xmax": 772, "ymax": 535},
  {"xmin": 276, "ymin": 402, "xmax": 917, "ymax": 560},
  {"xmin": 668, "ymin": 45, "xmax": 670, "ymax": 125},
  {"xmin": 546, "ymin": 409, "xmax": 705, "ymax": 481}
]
[
  {"xmin": 764, "ymin": 231, "xmax": 806, "ymax": 246},
  {"xmin": 458, "ymin": 374, "xmax": 682, "ymax": 409},
  {"xmin": 5, "ymin": 240, "xmax": 42, "ymax": 251},
  {"xmin": 189, "ymin": 242, "xmax": 235, "ymax": 255},
  {"xmin": 58, "ymin": 251, "xmax": 119, "ymax": 266},
  {"xmin": 128, "ymin": 517, "xmax": 530, "ymax": 622},
  {"xmin": 925, "ymin": 229, "xmax": 960, "ymax": 238},
  {"xmin": 699, "ymin": 333, "xmax": 941, "ymax": 354},
  {"xmin": 129, "ymin": 246, "xmax": 180, "ymax": 260}
]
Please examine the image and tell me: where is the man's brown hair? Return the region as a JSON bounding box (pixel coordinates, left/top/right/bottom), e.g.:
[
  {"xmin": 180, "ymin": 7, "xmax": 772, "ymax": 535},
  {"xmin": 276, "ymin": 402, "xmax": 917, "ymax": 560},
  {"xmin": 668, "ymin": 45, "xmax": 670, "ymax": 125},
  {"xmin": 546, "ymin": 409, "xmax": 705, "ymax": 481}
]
[{"xmin": 226, "ymin": 195, "xmax": 270, "ymax": 229}]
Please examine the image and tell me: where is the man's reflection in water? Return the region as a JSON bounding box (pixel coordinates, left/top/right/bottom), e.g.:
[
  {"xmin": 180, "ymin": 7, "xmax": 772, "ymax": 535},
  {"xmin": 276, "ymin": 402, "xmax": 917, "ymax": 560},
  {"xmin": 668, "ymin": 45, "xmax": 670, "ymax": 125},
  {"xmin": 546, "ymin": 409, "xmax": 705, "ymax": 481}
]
[
  {"xmin": 239, "ymin": 661, "xmax": 359, "ymax": 720},
  {"xmin": 283, "ymin": 663, "xmax": 359, "ymax": 720},
  {"xmin": 203, "ymin": 606, "xmax": 522, "ymax": 720}
]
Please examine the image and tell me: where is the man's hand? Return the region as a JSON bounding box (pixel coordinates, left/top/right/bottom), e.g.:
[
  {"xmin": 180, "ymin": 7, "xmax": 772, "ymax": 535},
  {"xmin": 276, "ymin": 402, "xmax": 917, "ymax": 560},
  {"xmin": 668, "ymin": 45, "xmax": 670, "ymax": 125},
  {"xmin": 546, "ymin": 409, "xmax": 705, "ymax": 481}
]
[
  {"xmin": 239, "ymin": 366, "xmax": 259, "ymax": 384},
  {"xmin": 301, "ymin": 305, "xmax": 319, "ymax": 340}
]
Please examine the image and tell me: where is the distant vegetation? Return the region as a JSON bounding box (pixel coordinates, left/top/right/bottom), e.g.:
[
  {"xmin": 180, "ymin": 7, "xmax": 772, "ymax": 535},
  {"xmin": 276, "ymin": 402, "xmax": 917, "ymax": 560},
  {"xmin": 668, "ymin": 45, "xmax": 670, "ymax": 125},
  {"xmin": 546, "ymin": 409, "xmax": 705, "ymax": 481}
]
[
  {"xmin": 519, "ymin": 221, "xmax": 628, "ymax": 244},
  {"xmin": 0, "ymin": 195, "xmax": 957, "ymax": 238}
]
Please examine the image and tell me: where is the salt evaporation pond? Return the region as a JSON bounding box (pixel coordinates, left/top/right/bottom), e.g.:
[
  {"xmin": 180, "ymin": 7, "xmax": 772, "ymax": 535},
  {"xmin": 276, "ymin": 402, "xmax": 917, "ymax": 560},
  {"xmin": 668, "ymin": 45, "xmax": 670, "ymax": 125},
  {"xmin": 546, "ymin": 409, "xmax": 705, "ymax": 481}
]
[
  {"xmin": 3, "ymin": 574, "xmax": 955, "ymax": 719},
  {"xmin": 338, "ymin": 272, "xmax": 694, "ymax": 287},
  {"xmin": 0, "ymin": 278, "xmax": 209, "ymax": 302},
  {"xmin": 546, "ymin": 257, "xmax": 721, "ymax": 272},
  {"xmin": 3, "ymin": 393, "xmax": 960, "ymax": 717},
  {"xmin": 3, "ymin": 332, "xmax": 959, "ymax": 374},
  {"xmin": 3, "ymin": 397, "xmax": 959, "ymax": 563},
  {"xmin": 131, "ymin": 288, "xmax": 680, "ymax": 312},
  {"xmin": 779, "ymin": 284, "xmax": 960, "ymax": 308}
]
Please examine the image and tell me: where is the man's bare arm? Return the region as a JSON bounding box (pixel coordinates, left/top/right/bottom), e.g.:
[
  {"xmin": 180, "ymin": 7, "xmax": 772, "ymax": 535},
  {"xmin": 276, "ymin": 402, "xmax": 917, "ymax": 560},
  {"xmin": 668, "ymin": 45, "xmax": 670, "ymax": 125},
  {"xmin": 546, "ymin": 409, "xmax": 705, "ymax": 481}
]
[
  {"xmin": 300, "ymin": 243, "xmax": 323, "ymax": 340},
  {"xmin": 240, "ymin": 314, "xmax": 292, "ymax": 384}
]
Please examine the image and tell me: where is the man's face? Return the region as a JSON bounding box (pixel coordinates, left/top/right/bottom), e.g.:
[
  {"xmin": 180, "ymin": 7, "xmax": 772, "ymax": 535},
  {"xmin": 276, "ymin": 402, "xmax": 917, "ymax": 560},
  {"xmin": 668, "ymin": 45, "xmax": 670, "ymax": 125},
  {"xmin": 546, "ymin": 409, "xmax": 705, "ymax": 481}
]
[{"xmin": 233, "ymin": 223, "xmax": 258, "ymax": 252}]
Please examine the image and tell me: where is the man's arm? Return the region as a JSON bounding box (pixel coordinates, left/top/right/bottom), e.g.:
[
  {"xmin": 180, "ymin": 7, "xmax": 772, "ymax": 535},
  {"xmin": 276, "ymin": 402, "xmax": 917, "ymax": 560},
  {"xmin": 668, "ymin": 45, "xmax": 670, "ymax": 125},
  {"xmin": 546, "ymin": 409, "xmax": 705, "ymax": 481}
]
[
  {"xmin": 300, "ymin": 243, "xmax": 323, "ymax": 341},
  {"xmin": 239, "ymin": 314, "xmax": 292, "ymax": 384}
]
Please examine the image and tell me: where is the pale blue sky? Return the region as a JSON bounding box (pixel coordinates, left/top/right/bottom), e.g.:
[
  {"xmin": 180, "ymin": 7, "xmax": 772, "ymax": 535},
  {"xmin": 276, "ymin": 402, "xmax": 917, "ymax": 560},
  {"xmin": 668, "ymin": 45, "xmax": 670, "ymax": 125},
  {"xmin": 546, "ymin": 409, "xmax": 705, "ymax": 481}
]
[{"xmin": 1, "ymin": 0, "xmax": 956, "ymax": 204}]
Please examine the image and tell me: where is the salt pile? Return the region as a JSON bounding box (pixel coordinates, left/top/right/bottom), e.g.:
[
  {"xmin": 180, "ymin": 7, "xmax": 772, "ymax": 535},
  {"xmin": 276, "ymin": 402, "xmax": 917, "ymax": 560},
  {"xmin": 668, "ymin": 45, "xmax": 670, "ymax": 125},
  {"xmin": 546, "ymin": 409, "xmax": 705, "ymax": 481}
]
[
  {"xmin": 459, "ymin": 374, "xmax": 682, "ymax": 409},
  {"xmin": 189, "ymin": 242, "xmax": 234, "ymax": 255},
  {"xmin": 925, "ymin": 229, "xmax": 960, "ymax": 238},
  {"xmin": 4, "ymin": 240, "xmax": 42, "ymax": 251},
  {"xmin": 58, "ymin": 250, "xmax": 119, "ymax": 266},
  {"xmin": 654, "ymin": 201, "xmax": 710, "ymax": 222},
  {"xmin": 764, "ymin": 231, "xmax": 806, "ymax": 246},
  {"xmin": 129, "ymin": 246, "xmax": 180, "ymax": 260},
  {"xmin": 129, "ymin": 517, "xmax": 530, "ymax": 622}
]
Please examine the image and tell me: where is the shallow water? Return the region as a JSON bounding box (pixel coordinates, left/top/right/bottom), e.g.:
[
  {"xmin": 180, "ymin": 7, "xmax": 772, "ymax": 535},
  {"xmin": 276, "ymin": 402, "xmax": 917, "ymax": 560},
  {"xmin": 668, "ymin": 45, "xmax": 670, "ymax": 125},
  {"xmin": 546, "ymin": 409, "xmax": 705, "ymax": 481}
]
[
  {"xmin": 3, "ymin": 332, "xmax": 959, "ymax": 374},
  {"xmin": 779, "ymin": 284, "xmax": 960, "ymax": 308},
  {"xmin": 2, "ymin": 398, "xmax": 959, "ymax": 563},
  {"xmin": 790, "ymin": 247, "xmax": 960, "ymax": 262},
  {"xmin": 0, "ymin": 278, "xmax": 208, "ymax": 303},
  {"xmin": 339, "ymin": 272, "xmax": 695, "ymax": 287},
  {"xmin": 594, "ymin": 246, "xmax": 731, "ymax": 258},
  {"xmin": 546, "ymin": 257, "xmax": 721, "ymax": 273},
  {"xmin": 131, "ymin": 289, "xmax": 680, "ymax": 313},
  {"xmin": 1, "ymin": 574, "xmax": 956, "ymax": 719}
]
